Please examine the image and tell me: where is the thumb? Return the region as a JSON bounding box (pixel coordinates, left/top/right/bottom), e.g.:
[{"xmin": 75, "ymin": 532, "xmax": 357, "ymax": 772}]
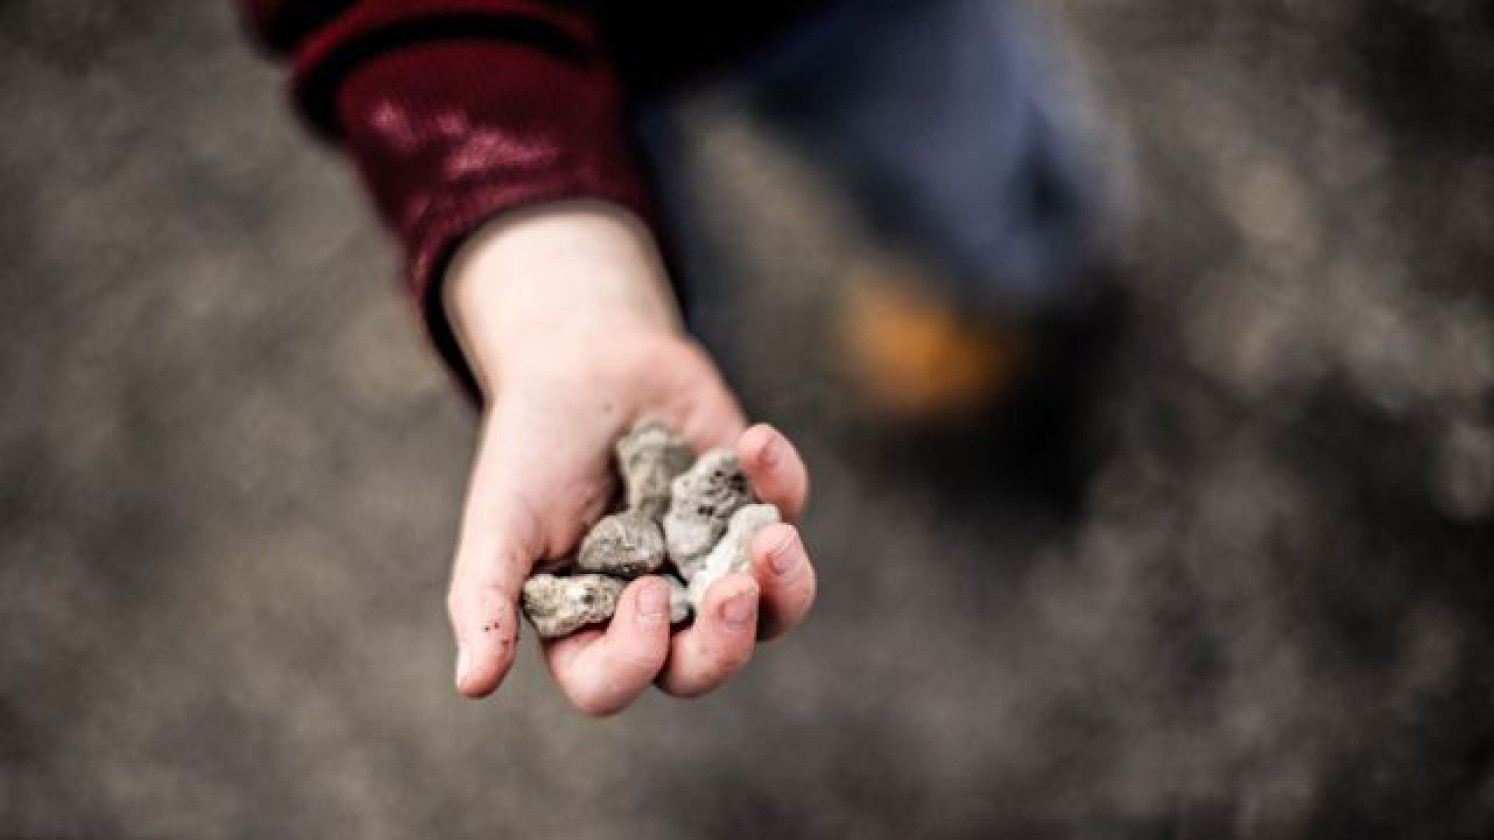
[
  {"xmin": 446, "ymin": 410, "xmax": 603, "ymax": 698},
  {"xmin": 448, "ymin": 541, "xmax": 526, "ymax": 698}
]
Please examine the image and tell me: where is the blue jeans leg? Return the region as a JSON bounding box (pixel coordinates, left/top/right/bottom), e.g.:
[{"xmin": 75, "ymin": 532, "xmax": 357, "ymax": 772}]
[{"xmin": 740, "ymin": 0, "xmax": 1104, "ymax": 313}]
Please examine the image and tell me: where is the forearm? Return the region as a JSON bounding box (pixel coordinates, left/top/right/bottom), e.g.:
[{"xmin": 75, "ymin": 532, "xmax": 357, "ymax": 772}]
[
  {"xmin": 237, "ymin": 0, "xmax": 653, "ymax": 399},
  {"xmin": 442, "ymin": 201, "xmax": 683, "ymax": 397}
]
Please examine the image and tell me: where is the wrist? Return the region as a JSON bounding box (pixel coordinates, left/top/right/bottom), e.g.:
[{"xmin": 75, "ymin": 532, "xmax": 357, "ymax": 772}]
[{"xmin": 443, "ymin": 200, "xmax": 683, "ymax": 396}]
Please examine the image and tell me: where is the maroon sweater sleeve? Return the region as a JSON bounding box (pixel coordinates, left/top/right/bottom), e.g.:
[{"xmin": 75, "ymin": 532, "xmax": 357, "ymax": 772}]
[{"xmin": 240, "ymin": 0, "xmax": 651, "ymax": 399}]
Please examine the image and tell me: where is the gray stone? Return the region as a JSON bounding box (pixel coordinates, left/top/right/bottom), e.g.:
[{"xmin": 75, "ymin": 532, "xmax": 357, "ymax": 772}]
[
  {"xmin": 521, "ymin": 574, "xmax": 625, "ymax": 639},
  {"xmin": 687, "ymin": 504, "xmax": 781, "ymax": 610},
  {"xmin": 663, "ymin": 448, "xmax": 751, "ymax": 572},
  {"xmin": 615, "ymin": 420, "xmax": 695, "ymax": 521},
  {"xmin": 666, "ymin": 574, "xmax": 692, "ymax": 625},
  {"xmin": 576, "ymin": 510, "xmax": 666, "ymax": 578}
]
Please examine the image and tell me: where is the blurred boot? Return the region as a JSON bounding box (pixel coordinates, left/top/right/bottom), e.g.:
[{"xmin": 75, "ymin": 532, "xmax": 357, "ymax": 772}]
[{"xmin": 840, "ymin": 264, "xmax": 1032, "ymax": 424}]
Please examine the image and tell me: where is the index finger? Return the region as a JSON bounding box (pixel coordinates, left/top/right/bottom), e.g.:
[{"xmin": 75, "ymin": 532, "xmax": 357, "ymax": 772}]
[{"xmin": 737, "ymin": 423, "xmax": 809, "ymax": 521}]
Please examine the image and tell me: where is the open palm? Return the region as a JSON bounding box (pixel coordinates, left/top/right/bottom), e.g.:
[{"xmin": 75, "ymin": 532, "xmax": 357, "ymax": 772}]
[{"xmin": 447, "ymin": 330, "xmax": 816, "ymax": 715}]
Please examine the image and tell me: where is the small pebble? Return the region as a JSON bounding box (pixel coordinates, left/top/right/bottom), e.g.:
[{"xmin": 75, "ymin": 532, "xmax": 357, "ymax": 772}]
[
  {"xmin": 686, "ymin": 504, "xmax": 782, "ymax": 609},
  {"xmin": 665, "ymin": 574, "xmax": 692, "ymax": 625},
  {"xmin": 576, "ymin": 510, "xmax": 666, "ymax": 578},
  {"xmin": 663, "ymin": 448, "xmax": 751, "ymax": 570},
  {"xmin": 521, "ymin": 574, "xmax": 626, "ymax": 639},
  {"xmin": 615, "ymin": 420, "xmax": 695, "ymax": 521}
]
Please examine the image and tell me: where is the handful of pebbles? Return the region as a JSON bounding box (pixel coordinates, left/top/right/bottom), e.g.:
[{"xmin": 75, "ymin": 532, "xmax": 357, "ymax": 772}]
[{"xmin": 520, "ymin": 421, "xmax": 782, "ymax": 639}]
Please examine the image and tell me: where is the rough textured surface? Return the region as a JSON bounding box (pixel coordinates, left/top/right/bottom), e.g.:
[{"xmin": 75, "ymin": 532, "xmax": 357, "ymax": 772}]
[
  {"xmin": 686, "ymin": 504, "xmax": 782, "ymax": 609},
  {"xmin": 4, "ymin": 2, "xmax": 1494, "ymax": 839},
  {"xmin": 663, "ymin": 449, "xmax": 751, "ymax": 569},
  {"xmin": 576, "ymin": 510, "xmax": 666, "ymax": 578},
  {"xmin": 616, "ymin": 420, "xmax": 696, "ymax": 520},
  {"xmin": 520, "ymin": 574, "xmax": 626, "ymax": 639}
]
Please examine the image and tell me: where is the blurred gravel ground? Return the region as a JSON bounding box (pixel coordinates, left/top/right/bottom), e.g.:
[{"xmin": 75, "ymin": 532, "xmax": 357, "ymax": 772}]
[{"xmin": 2, "ymin": 2, "xmax": 1493, "ymax": 838}]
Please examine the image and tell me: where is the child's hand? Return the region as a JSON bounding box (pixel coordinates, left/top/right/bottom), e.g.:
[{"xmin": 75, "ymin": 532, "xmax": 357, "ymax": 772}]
[{"xmin": 441, "ymin": 202, "xmax": 816, "ymax": 715}]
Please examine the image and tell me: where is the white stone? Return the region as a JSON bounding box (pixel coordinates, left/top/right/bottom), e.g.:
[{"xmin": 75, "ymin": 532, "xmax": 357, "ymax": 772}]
[
  {"xmin": 663, "ymin": 448, "xmax": 751, "ymax": 573},
  {"xmin": 686, "ymin": 504, "xmax": 781, "ymax": 610}
]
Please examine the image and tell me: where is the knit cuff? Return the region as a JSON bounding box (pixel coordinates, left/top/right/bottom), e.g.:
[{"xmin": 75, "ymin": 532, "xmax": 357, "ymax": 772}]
[{"xmin": 329, "ymin": 37, "xmax": 651, "ymax": 402}]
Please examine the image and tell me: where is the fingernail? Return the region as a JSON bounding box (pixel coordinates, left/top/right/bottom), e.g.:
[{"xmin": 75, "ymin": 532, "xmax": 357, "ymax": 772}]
[
  {"xmin": 720, "ymin": 590, "xmax": 758, "ymax": 625},
  {"xmin": 455, "ymin": 647, "xmax": 472, "ymax": 689},
  {"xmin": 758, "ymin": 433, "xmax": 783, "ymax": 469},
  {"xmin": 769, "ymin": 530, "xmax": 801, "ymax": 576},
  {"xmin": 638, "ymin": 581, "xmax": 670, "ymax": 625}
]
